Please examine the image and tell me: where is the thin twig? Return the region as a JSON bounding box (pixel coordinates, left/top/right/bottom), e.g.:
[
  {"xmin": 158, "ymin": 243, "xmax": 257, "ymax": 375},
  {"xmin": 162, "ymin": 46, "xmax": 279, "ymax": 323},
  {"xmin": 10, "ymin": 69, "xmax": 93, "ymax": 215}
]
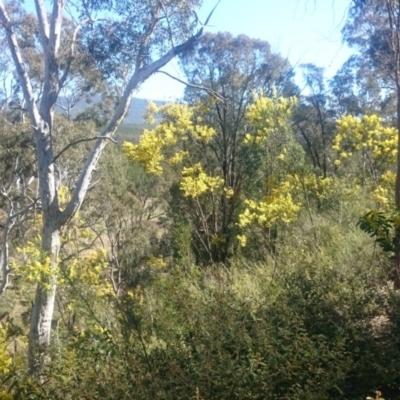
[
  {"xmin": 157, "ymin": 70, "xmax": 226, "ymax": 101},
  {"xmin": 53, "ymin": 136, "xmax": 117, "ymax": 164}
]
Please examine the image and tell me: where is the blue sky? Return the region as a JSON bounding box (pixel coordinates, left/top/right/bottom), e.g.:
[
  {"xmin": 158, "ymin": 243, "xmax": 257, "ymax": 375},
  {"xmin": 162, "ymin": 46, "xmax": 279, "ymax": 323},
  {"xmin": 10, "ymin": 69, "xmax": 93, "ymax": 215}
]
[{"xmin": 137, "ymin": 0, "xmax": 354, "ymax": 100}]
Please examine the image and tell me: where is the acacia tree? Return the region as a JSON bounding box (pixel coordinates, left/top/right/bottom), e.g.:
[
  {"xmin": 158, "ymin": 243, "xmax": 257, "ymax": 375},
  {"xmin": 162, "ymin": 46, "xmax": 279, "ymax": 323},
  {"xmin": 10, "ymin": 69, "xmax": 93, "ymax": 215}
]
[
  {"xmin": 123, "ymin": 93, "xmax": 302, "ymax": 264},
  {"xmin": 0, "ymin": 0, "xmax": 209, "ymax": 372},
  {"xmin": 171, "ymin": 33, "xmax": 297, "ymax": 262},
  {"xmin": 292, "ymin": 64, "xmax": 337, "ymax": 179}
]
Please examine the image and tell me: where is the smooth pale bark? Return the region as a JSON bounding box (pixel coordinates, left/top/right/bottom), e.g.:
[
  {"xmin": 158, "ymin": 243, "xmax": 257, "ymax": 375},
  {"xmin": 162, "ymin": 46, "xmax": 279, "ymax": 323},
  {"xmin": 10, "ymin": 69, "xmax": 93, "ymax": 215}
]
[
  {"xmin": 0, "ymin": 210, "xmax": 14, "ymax": 296},
  {"xmin": 28, "ymin": 207, "xmax": 61, "ymax": 373},
  {"xmin": 0, "ymin": 0, "xmax": 207, "ymax": 374}
]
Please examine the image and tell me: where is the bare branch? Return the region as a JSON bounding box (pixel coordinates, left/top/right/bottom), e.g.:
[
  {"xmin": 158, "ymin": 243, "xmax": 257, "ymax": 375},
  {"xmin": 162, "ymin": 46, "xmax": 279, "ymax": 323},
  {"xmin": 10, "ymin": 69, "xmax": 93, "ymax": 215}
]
[
  {"xmin": 157, "ymin": 70, "xmax": 226, "ymax": 101},
  {"xmin": 49, "ymin": 0, "xmax": 65, "ymax": 56},
  {"xmin": 53, "ymin": 136, "xmax": 118, "ymax": 164},
  {"xmin": 159, "ymin": 0, "xmax": 175, "ymax": 47},
  {"xmin": 59, "ymin": 18, "xmax": 91, "ymax": 89},
  {"xmin": 203, "ymin": 0, "xmax": 221, "ymax": 26},
  {"xmin": 39, "ymin": 0, "xmax": 66, "ymax": 120},
  {"xmin": 0, "ymin": 1, "xmax": 41, "ymax": 126},
  {"xmin": 34, "ymin": 0, "xmax": 50, "ymax": 50}
]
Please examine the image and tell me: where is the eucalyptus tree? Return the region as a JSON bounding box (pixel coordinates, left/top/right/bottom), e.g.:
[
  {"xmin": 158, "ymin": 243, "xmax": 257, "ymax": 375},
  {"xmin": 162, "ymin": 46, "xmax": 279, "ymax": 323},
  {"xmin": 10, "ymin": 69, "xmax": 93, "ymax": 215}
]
[
  {"xmin": 0, "ymin": 0, "xmax": 210, "ymax": 372},
  {"xmin": 291, "ymin": 64, "xmax": 339, "ymax": 179}
]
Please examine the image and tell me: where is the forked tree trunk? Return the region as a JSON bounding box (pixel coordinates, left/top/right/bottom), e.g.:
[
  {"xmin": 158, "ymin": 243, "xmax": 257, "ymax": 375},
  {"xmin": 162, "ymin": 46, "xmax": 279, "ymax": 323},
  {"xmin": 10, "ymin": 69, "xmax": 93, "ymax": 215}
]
[
  {"xmin": 0, "ymin": 0, "xmax": 210, "ymax": 375},
  {"xmin": 27, "ymin": 118, "xmax": 60, "ymax": 372}
]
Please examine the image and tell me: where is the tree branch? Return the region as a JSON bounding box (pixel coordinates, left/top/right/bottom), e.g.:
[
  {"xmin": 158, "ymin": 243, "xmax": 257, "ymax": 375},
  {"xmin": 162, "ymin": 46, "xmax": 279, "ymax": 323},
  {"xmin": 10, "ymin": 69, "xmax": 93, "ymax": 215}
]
[
  {"xmin": 59, "ymin": 26, "xmax": 206, "ymax": 226},
  {"xmin": 53, "ymin": 136, "xmax": 117, "ymax": 164},
  {"xmin": 34, "ymin": 0, "xmax": 50, "ymax": 50},
  {"xmin": 159, "ymin": 0, "xmax": 175, "ymax": 48},
  {"xmin": 39, "ymin": 0, "xmax": 65, "ymax": 120},
  {"xmin": 49, "ymin": 0, "xmax": 65, "ymax": 56},
  {"xmin": 0, "ymin": 1, "xmax": 41, "ymax": 127},
  {"xmin": 157, "ymin": 70, "xmax": 226, "ymax": 101},
  {"xmin": 59, "ymin": 18, "xmax": 91, "ymax": 89}
]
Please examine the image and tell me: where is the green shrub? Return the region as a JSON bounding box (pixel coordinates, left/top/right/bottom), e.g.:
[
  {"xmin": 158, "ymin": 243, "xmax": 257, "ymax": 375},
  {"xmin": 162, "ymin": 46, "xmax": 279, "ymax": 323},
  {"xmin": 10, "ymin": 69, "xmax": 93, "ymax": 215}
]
[{"xmin": 4, "ymin": 254, "xmax": 399, "ymax": 399}]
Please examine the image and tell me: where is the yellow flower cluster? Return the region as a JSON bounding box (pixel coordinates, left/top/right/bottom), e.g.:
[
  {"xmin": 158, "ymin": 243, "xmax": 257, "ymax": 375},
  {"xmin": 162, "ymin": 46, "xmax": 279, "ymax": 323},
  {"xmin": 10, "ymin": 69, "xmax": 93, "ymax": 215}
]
[
  {"xmin": 0, "ymin": 392, "xmax": 13, "ymax": 400},
  {"xmin": 245, "ymin": 92, "xmax": 297, "ymax": 143},
  {"xmin": 169, "ymin": 150, "xmax": 189, "ymax": 166},
  {"xmin": 236, "ymin": 234, "xmax": 247, "ymax": 247},
  {"xmin": 381, "ymin": 170, "xmax": 396, "ymax": 185},
  {"xmin": 146, "ymin": 255, "xmax": 166, "ymax": 270},
  {"xmin": 66, "ymin": 248, "xmax": 113, "ymax": 298},
  {"xmin": 0, "ymin": 324, "xmax": 11, "ymax": 375},
  {"xmin": 289, "ymin": 174, "xmax": 335, "ymax": 200},
  {"xmin": 334, "ymin": 114, "xmax": 397, "ymax": 164},
  {"xmin": 14, "ymin": 223, "xmax": 112, "ymax": 297},
  {"xmin": 13, "ymin": 239, "xmax": 55, "ymax": 291},
  {"xmin": 123, "ymin": 132, "xmax": 164, "ymax": 175},
  {"xmin": 373, "ymin": 170, "xmax": 396, "ymax": 207},
  {"xmin": 58, "ymin": 185, "xmax": 71, "ymax": 211},
  {"xmin": 238, "ymin": 181, "xmax": 301, "ymax": 229},
  {"xmin": 180, "ymin": 163, "xmax": 224, "ymax": 198},
  {"xmin": 224, "ymin": 187, "xmax": 234, "ymax": 198},
  {"xmin": 126, "ymin": 286, "xmax": 144, "ymax": 305},
  {"xmin": 123, "ymin": 103, "xmax": 215, "ymax": 175}
]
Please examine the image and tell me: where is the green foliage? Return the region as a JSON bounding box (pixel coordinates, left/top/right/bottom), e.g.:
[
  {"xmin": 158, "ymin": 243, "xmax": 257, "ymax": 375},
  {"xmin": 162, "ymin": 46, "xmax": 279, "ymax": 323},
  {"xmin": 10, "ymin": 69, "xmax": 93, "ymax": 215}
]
[
  {"xmin": 3, "ymin": 229, "xmax": 399, "ymax": 399},
  {"xmin": 123, "ymin": 93, "xmax": 302, "ymax": 264},
  {"xmin": 2, "ymin": 3, "xmax": 400, "ymax": 397},
  {"xmin": 358, "ymin": 210, "xmax": 399, "ymax": 254}
]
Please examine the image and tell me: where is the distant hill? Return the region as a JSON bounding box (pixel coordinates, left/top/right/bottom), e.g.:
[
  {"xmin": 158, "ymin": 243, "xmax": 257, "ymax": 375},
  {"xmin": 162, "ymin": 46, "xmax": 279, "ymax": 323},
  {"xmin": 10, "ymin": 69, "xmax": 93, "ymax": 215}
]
[
  {"xmin": 57, "ymin": 96, "xmax": 164, "ymax": 125},
  {"xmin": 125, "ymin": 98, "xmax": 163, "ymax": 125}
]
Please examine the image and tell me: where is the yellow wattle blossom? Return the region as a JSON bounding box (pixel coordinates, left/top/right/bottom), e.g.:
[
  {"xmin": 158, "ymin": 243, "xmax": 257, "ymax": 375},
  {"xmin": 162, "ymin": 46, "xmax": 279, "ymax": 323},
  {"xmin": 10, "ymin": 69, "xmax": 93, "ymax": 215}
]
[
  {"xmin": 381, "ymin": 170, "xmax": 396, "ymax": 185},
  {"xmin": 126, "ymin": 286, "xmax": 144, "ymax": 305},
  {"xmin": 144, "ymin": 100, "xmax": 159, "ymax": 124},
  {"xmin": 169, "ymin": 150, "xmax": 189, "ymax": 166},
  {"xmin": 122, "ymin": 132, "xmax": 164, "ymax": 175},
  {"xmin": 58, "ymin": 185, "xmax": 71, "ymax": 211},
  {"xmin": 296, "ymin": 175, "xmax": 335, "ymax": 200},
  {"xmin": 333, "ymin": 114, "xmax": 397, "ymax": 211},
  {"xmin": 70, "ymin": 248, "xmax": 113, "ymax": 298},
  {"xmin": 334, "ymin": 114, "xmax": 397, "ymax": 165},
  {"xmin": 245, "ymin": 92, "xmax": 297, "ymax": 143},
  {"xmin": 124, "ymin": 95, "xmax": 301, "ymax": 250},
  {"xmin": 180, "ymin": 163, "xmax": 223, "ymax": 198},
  {"xmin": 14, "ymin": 221, "xmax": 113, "ymax": 297},
  {"xmin": 0, "ymin": 391, "xmax": 13, "ymax": 400},
  {"xmin": 238, "ymin": 180, "xmax": 301, "ymax": 228},
  {"xmin": 146, "ymin": 255, "xmax": 166, "ymax": 270},
  {"xmin": 224, "ymin": 187, "xmax": 234, "ymax": 198},
  {"xmin": 237, "ymin": 234, "xmax": 247, "ymax": 247},
  {"xmin": 373, "ymin": 185, "xmax": 391, "ymax": 206},
  {"xmin": 373, "ymin": 170, "xmax": 396, "ymax": 207},
  {"xmin": 13, "ymin": 237, "xmax": 56, "ymax": 291},
  {"xmin": 123, "ymin": 103, "xmax": 216, "ymax": 175},
  {"xmin": 0, "ymin": 324, "xmax": 11, "ymax": 375},
  {"xmin": 192, "ymin": 124, "xmax": 215, "ymax": 143}
]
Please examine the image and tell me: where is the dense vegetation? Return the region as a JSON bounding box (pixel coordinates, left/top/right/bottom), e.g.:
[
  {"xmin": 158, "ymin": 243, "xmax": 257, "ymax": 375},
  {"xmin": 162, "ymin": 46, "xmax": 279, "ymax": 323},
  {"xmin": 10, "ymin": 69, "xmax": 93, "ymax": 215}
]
[{"xmin": 1, "ymin": 0, "xmax": 400, "ymax": 399}]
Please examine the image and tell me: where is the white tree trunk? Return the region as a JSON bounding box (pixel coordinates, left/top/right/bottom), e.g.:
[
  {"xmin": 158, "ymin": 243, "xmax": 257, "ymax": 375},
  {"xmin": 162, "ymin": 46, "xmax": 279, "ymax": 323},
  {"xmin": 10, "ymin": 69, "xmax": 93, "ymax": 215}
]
[
  {"xmin": 0, "ymin": 0, "xmax": 208, "ymax": 375},
  {"xmin": 28, "ymin": 218, "xmax": 60, "ymax": 373}
]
